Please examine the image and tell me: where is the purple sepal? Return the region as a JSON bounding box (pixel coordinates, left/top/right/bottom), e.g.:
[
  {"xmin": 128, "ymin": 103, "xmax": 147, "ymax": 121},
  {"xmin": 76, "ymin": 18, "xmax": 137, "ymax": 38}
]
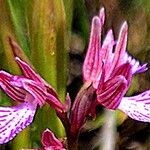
[
  {"xmin": 97, "ymin": 63, "xmax": 132, "ymax": 110},
  {"xmin": 83, "ymin": 7, "xmax": 105, "ymax": 86},
  {"xmin": 83, "ymin": 16, "xmax": 102, "ymax": 84},
  {"xmin": 0, "ymin": 100, "xmax": 37, "ymax": 144},
  {"xmin": 107, "ymin": 22, "xmax": 128, "ymax": 78},
  {"xmin": 118, "ymin": 90, "xmax": 150, "ymax": 122},
  {"xmin": 15, "ymin": 57, "xmax": 65, "ymax": 112},
  {"xmin": 15, "ymin": 57, "xmax": 58, "ymax": 99},
  {"xmin": 42, "ymin": 129, "xmax": 65, "ymax": 150},
  {"xmin": 70, "ymin": 82, "xmax": 95, "ymax": 134},
  {"xmin": 46, "ymin": 93, "xmax": 65, "ymax": 113}
]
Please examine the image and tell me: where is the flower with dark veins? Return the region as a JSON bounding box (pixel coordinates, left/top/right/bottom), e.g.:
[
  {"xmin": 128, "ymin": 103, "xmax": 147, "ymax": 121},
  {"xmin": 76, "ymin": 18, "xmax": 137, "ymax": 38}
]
[
  {"xmin": 83, "ymin": 7, "xmax": 150, "ymax": 122},
  {"xmin": 69, "ymin": 8, "xmax": 150, "ymax": 138},
  {"xmin": 70, "ymin": 82, "xmax": 96, "ymax": 135},
  {"xmin": 15, "ymin": 57, "xmax": 65, "ymax": 113},
  {"xmin": 0, "ymin": 57, "xmax": 66, "ymax": 144}
]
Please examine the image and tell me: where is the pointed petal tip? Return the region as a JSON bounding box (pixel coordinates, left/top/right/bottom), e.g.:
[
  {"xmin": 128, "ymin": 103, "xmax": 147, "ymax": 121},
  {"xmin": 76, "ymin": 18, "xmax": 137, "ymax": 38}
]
[
  {"xmin": 0, "ymin": 70, "xmax": 6, "ymax": 75},
  {"xmin": 0, "ymin": 70, "xmax": 12, "ymax": 78},
  {"xmin": 99, "ymin": 7, "xmax": 105, "ymax": 16},
  {"xmin": 136, "ymin": 63, "xmax": 148, "ymax": 74},
  {"xmin": 106, "ymin": 29, "xmax": 114, "ymax": 41},
  {"xmin": 45, "ymin": 128, "xmax": 50, "ymax": 132},
  {"xmin": 122, "ymin": 21, "xmax": 128, "ymax": 31},
  {"xmin": 15, "ymin": 57, "xmax": 23, "ymax": 65},
  {"xmin": 100, "ymin": 7, "xmax": 105, "ymax": 13},
  {"xmin": 15, "ymin": 57, "xmax": 22, "ymax": 63},
  {"xmin": 99, "ymin": 7, "xmax": 105, "ymax": 25},
  {"xmin": 143, "ymin": 63, "xmax": 148, "ymax": 71},
  {"xmin": 15, "ymin": 56, "xmax": 20, "ymax": 61},
  {"xmin": 108, "ymin": 29, "xmax": 113, "ymax": 34}
]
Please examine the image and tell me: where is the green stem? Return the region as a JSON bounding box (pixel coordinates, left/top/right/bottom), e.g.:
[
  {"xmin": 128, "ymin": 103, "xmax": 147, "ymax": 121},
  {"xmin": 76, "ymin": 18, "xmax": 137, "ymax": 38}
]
[{"xmin": 12, "ymin": 127, "xmax": 31, "ymax": 150}]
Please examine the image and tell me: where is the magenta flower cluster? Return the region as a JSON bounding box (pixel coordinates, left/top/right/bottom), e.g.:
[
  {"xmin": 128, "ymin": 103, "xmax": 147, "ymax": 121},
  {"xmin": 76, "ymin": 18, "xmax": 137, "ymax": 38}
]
[{"xmin": 0, "ymin": 8, "xmax": 149, "ymax": 149}]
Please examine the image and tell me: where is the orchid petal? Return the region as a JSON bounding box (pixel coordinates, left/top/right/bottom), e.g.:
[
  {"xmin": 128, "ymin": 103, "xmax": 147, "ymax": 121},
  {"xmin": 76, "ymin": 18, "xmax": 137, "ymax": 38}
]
[
  {"xmin": 21, "ymin": 80, "xmax": 47, "ymax": 106},
  {"xmin": 47, "ymin": 93, "xmax": 65, "ymax": 113},
  {"xmin": 100, "ymin": 29, "xmax": 115, "ymax": 80},
  {"xmin": 8, "ymin": 76, "xmax": 47, "ymax": 106},
  {"xmin": 97, "ymin": 75, "xmax": 127, "ymax": 109},
  {"xmin": 15, "ymin": 57, "xmax": 58, "ymax": 98},
  {"xmin": 109, "ymin": 22, "xmax": 128, "ymax": 75},
  {"xmin": 21, "ymin": 79, "xmax": 64, "ymax": 112},
  {"xmin": 42, "ymin": 129, "xmax": 64, "ymax": 148},
  {"xmin": 124, "ymin": 53, "xmax": 148, "ymax": 74},
  {"xmin": 110, "ymin": 63, "xmax": 132, "ymax": 87},
  {"xmin": 118, "ymin": 90, "xmax": 150, "ymax": 122},
  {"xmin": 70, "ymin": 82, "xmax": 95, "ymax": 134},
  {"xmin": 83, "ymin": 16, "xmax": 101, "ymax": 82},
  {"xmin": 10, "ymin": 75, "xmax": 64, "ymax": 112},
  {"xmin": 83, "ymin": 8, "xmax": 106, "ymax": 84},
  {"xmin": 15, "ymin": 57, "xmax": 45, "ymax": 83},
  {"xmin": 0, "ymin": 100, "xmax": 37, "ymax": 144},
  {"xmin": 99, "ymin": 7, "xmax": 105, "ymax": 27},
  {"xmin": 0, "ymin": 71, "xmax": 26, "ymax": 102}
]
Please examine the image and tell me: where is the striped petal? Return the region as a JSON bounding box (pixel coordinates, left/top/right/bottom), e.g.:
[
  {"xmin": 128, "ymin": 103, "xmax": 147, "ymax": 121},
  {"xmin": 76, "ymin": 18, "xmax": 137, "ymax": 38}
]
[
  {"xmin": 83, "ymin": 16, "xmax": 102, "ymax": 83},
  {"xmin": 99, "ymin": 7, "xmax": 105, "ymax": 27},
  {"xmin": 109, "ymin": 22, "xmax": 128, "ymax": 76},
  {"xmin": 97, "ymin": 75, "xmax": 127, "ymax": 109},
  {"xmin": 124, "ymin": 52, "xmax": 148, "ymax": 74},
  {"xmin": 0, "ymin": 71, "xmax": 26, "ymax": 102},
  {"xmin": 15, "ymin": 57, "xmax": 58, "ymax": 98},
  {"xmin": 118, "ymin": 90, "xmax": 150, "ymax": 122},
  {"xmin": 70, "ymin": 83, "xmax": 95, "ymax": 134},
  {"xmin": 4, "ymin": 75, "xmax": 47, "ymax": 106},
  {"xmin": 21, "ymin": 79, "xmax": 64, "ymax": 112},
  {"xmin": 21, "ymin": 80, "xmax": 47, "ymax": 106},
  {"xmin": 0, "ymin": 96, "xmax": 37, "ymax": 144},
  {"xmin": 101, "ymin": 29, "xmax": 115, "ymax": 81},
  {"xmin": 15, "ymin": 57, "xmax": 45, "ymax": 83},
  {"xmin": 110, "ymin": 63, "xmax": 132, "ymax": 87}
]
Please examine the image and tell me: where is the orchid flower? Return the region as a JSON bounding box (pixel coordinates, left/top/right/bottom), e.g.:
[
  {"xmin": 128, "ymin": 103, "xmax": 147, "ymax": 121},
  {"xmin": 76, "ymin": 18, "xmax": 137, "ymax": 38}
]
[
  {"xmin": 0, "ymin": 57, "xmax": 65, "ymax": 144},
  {"xmin": 83, "ymin": 7, "xmax": 150, "ymax": 122}
]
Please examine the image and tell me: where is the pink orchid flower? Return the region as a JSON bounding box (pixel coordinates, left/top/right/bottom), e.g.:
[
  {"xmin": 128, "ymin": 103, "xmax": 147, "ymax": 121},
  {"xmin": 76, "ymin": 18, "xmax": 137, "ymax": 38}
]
[
  {"xmin": 83, "ymin": 7, "xmax": 150, "ymax": 122},
  {"xmin": 0, "ymin": 57, "xmax": 65, "ymax": 144}
]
